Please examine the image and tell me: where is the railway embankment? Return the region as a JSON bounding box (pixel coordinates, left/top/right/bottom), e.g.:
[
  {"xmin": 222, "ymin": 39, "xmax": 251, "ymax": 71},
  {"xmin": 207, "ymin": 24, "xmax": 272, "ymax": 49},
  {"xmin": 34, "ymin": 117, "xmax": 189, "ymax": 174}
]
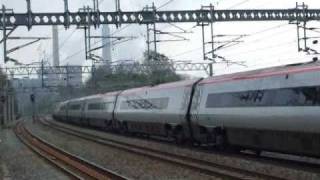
[{"xmin": 0, "ymin": 122, "xmax": 69, "ymax": 180}]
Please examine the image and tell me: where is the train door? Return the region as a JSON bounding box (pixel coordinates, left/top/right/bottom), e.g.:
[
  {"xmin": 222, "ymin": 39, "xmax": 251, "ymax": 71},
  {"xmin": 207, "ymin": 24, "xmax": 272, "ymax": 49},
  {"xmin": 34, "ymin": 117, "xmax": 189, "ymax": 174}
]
[
  {"xmin": 65, "ymin": 103, "xmax": 69, "ymax": 122},
  {"xmin": 80, "ymin": 100, "xmax": 87, "ymax": 126}
]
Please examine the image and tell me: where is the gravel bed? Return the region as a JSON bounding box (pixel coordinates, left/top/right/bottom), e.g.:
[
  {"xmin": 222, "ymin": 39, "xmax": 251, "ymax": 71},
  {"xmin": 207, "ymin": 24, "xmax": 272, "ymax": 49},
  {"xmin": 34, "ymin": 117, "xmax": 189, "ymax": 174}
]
[
  {"xmin": 0, "ymin": 123, "xmax": 69, "ymax": 180},
  {"xmin": 0, "ymin": 163, "xmax": 3, "ymax": 179},
  {"xmin": 27, "ymin": 120, "xmax": 218, "ymax": 180},
  {"xmin": 46, "ymin": 118, "xmax": 320, "ymax": 180}
]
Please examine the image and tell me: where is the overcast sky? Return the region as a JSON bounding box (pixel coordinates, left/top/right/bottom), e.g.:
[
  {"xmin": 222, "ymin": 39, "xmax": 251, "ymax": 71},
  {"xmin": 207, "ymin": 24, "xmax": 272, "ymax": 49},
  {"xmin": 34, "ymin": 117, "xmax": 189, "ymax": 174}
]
[{"xmin": 1, "ymin": 0, "xmax": 320, "ymax": 77}]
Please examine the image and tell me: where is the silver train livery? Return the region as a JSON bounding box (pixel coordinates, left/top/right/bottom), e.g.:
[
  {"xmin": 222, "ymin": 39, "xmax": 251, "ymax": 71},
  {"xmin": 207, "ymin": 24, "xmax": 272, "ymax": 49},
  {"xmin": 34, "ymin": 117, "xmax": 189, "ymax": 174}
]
[{"xmin": 53, "ymin": 62, "xmax": 320, "ymax": 157}]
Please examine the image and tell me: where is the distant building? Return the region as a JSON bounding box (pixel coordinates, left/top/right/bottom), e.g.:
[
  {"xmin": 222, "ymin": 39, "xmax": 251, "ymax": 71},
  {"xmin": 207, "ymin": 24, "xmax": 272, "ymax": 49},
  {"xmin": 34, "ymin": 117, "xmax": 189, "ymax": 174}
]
[
  {"xmin": 37, "ymin": 66, "xmax": 83, "ymax": 88},
  {"xmin": 52, "ymin": 25, "xmax": 60, "ymax": 67},
  {"xmin": 101, "ymin": 25, "xmax": 112, "ymax": 63},
  {"xmin": 12, "ymin": 77, "xmax": 41, "ymax": 89},
  {"xmin": 11, "ymin": 77, "xmax": 43, "ymax": 116},
  {"xmin": 60, "ymin": 66, "xmax": 83, "ymax": 87}
]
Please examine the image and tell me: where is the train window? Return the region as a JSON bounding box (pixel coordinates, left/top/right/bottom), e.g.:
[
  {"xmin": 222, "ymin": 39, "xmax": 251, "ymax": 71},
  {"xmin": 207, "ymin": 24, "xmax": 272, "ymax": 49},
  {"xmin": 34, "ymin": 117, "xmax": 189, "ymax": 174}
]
[
  {"xmin": 206, "ymin": 86, "xmax": 320, "ymax": 108},
  {"xmin": 120, "ymin": 97, "xmax": 169, "ymax": 110},
  {"xmin": 69, "ymin": 104, "xmax": 81, "ymax": 110},
  {"xmin": 60, "ymin": 105, "xmax": 66, "ymax": 111},
  {"xmin": 88, "ymin": 102, "xmax": 111, "ymax": 110},
  {"xmin": 88, "ymin": 103, "xmax": 100, "ymax": 110},
  {"xmin": 102, "ymin": 102, "xmax": 111, "ymax": 110}
]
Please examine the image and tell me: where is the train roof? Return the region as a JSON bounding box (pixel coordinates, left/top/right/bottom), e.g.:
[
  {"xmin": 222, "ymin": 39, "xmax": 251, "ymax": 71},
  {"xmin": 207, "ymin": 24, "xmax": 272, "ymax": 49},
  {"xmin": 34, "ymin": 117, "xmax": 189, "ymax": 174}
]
[
  {"xmin": 102, "ymin": 91, "xmax": 122, "ymax": 97},
  {"xmin": 121, "ymin": 79, "xmax": 201, "ymax": 95},
  {"xmin": 200, "ymin": 61, "xmax": 320, "ymax": 85}
]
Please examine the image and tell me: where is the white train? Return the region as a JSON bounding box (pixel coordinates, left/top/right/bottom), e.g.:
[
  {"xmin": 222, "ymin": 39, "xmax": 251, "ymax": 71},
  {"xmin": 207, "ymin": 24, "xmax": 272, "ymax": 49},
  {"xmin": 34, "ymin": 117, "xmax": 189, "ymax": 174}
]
[{"xmin": 53, "ymin": 62, "xmax": 320, "ymax": 157}]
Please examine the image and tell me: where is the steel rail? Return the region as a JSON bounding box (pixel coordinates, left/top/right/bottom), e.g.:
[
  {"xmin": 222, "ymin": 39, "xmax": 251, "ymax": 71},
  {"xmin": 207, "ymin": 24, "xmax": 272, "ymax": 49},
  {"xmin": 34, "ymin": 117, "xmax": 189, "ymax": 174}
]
[
  {"xmin": 14, "ymin": 122, "xmax": 129, "ymax": 180},
  {"xmin": 41, "ymin": 119, "xmax": 287, "ymax": 180}
]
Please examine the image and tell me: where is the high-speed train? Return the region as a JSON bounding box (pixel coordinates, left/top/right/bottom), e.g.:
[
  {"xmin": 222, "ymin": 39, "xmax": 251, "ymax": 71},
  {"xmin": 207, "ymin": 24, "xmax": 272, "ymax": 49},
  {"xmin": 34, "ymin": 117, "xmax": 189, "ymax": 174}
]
[{"xmin": 53, "ymin": 62, "xmax": 320, "ymax": 157}]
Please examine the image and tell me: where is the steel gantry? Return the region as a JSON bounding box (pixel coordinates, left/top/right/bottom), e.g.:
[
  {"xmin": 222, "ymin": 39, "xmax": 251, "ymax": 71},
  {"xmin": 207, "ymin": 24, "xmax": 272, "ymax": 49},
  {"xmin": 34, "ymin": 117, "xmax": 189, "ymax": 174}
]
[
  {"xmin": 1, "ymin": 6, "xmax": 320, "ymax": 27},
  {"xmin": 1, "ymin": 62, "xmax": 213, "ymax": 76},
  {"xmin": 1, "ymin": 0, "xmax": 320, "ymax": 74}
]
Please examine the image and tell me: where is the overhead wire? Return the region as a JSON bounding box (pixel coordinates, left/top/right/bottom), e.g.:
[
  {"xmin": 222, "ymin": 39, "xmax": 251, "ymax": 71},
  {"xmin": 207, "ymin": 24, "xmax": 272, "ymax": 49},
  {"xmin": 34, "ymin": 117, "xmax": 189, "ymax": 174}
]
[
  {"xmin": 226, "ymin": 0, "xmax": 250, "ymax": 9},
  {"xmin": 219, "ymin": 24, "xmax": 292, "ymax": 53},
  {"xmin": 223, "ymin": 40, "xmax": 297, "ymax": 56},
  {"xmin": 170, "ymin": 47, "xmax": 203, "ymax": 58},
  {"xmin": 59, "ymin": 28, "xmax": 78, "ymax": 49},
  {"xmin": 170, "ymin": 22, "xmax": 291, "ymax": 59},
  {"xmin": 61, "ymin": 25, "xmax": 135, "ymax": 64},
  {"xmin": 157, "ymin": 0, "xmax": 175, "ymax": 10},
  {"xmin": 63, "ymin": 0, "xmax": 180, "ymax": 64}
]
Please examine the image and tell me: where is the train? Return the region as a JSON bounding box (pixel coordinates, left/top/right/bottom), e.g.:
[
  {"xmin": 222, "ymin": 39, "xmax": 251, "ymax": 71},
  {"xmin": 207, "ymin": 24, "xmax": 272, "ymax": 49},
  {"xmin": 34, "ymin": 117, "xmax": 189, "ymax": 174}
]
[{"xmin": 53, "ymin": 62, "xmax": 320, "ymax": 157}]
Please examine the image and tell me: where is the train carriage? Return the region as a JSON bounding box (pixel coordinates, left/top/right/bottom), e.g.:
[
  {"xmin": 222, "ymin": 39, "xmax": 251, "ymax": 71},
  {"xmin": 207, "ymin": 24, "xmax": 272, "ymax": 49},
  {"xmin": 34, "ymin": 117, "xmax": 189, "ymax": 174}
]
[
  {"xmin": 65, "ymin": 98, "xmax": 84, "ymax": 124},
  {"xmin": 53, "ymin": 101, "xmax": 69, "ymax": 122},
  {"xmin": 114, "ymin": 79, "xmax": 201, "ymax": 138},
  {"xmin": 84, "ymin": 92, "xmax": 120, "ymax": 129},
  {"xmin": 191, "ymin": 63, "xmax": 320, "ymax": 156},
  {"xmin": 53, "ymin": 62, "xmax": 320, "ymax": 157}
]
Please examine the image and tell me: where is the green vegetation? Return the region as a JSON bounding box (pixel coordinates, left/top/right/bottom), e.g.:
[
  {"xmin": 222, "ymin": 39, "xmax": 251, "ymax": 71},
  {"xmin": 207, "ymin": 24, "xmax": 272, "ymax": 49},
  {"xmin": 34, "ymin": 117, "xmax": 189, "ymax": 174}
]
[
  {"xmin": 0, "ymin": 70, "xmax": 7, "ymax": 88},
  {"xmin": 64, "ymin": 50, "xmax": 183, "ymax": 97},
  {"xmin": 35, "ymin": 51, "xmax": 184, "ymax": 114},
  {"xmin": 0, "ymin": 68, "xmax": 19, "ymax": 121}
]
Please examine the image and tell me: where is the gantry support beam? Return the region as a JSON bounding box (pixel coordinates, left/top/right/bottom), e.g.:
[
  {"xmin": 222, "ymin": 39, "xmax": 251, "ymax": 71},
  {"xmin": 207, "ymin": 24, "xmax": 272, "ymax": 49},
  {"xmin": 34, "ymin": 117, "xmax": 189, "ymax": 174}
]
[
  {"xmin": 0, "ymin": 63, "xmax": 213, "ymax": 76},
  {"xmin": 1, "ymin": 9, "xmax": 320, "ymax": 28}
]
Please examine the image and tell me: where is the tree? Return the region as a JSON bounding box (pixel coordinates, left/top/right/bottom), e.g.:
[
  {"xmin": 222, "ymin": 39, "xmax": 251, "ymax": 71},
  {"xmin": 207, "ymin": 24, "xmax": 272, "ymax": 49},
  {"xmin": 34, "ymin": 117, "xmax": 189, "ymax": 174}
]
[
  {"xmin": 0, "ymin": 68, "xmax": 19, "ymax": 120},
  {"xmin": 143, "ymin": 50, "xmax": 181, "ymax": 85},
  {"xmin": 83, "ymin": 50, "xmax": 183, "ymax": 95}
]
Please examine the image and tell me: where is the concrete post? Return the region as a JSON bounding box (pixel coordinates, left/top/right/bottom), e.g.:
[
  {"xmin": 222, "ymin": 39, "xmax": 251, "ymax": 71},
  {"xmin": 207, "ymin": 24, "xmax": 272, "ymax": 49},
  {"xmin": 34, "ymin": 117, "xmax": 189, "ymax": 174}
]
[
  {"xmin": 7, "ymin": 94, "xmax": 11, "ymax": 124},
  {"xmin": 3, "ymin": 94, "xmax": 7, "ymax": 127},
  {"xmin": 8, "ymin": 93, "xmax": 14, "ymax": 123},
  {"xmin": 11, "ymin": 94, "xmax": 15, "ymax": 121},
  {"xmin": 0, "ymin": 94, "xmax": 3, "ymax": 126}
]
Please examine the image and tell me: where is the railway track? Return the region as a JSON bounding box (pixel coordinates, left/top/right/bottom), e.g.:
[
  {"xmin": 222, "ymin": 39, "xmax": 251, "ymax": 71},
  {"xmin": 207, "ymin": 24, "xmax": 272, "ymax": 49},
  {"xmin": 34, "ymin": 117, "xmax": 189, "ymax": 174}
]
[
  {"xmin": 14, "ymin": 121, "xmax": 129, "ymax": 180},
  {"xmin": 40, "ymin": 118, "xmax": 287, "ymax": 180}
]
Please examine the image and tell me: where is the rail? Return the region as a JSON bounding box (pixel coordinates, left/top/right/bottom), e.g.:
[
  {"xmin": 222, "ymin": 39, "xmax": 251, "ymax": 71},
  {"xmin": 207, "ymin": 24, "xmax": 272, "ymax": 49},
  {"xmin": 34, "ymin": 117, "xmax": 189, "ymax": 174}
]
[
  {"xmin": 41, "ymin": 118, "xmax": 287, "ymax": 180},
  {"xmin": 14, "ymin": 121, "xmax": 129, "ymax": 180}
]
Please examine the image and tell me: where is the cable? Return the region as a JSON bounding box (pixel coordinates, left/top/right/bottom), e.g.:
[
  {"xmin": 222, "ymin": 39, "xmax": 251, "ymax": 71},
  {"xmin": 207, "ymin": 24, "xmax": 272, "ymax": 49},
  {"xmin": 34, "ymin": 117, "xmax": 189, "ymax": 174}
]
[
  {"xmin": 223, "ymin": 40, "xmax": 297, "ymax": 56},
  {"xmin": 216, "ymin": 23, "xmax": 292, "ymax": 55},
  {"xmin": 246, "ymin": 27, "xmax": 292, "ymax": 43},
  {"xmin": 226, "ymin": 0, "xmax": 250, "ymax": 9},
  {"xmin": 61, "ymin": 27, "xmax": 138, "ymax": 64},
  {"xmin": 61, "ymin": 24, "xmax": 133, "ymax": 64},
  {"xmin": 46, "ymin": 28, "xmax": 78, "ymax": 62},
  {"xmin": 170, "ymin": 46, "xmax": 203, "ymax": 58},
  {"xmin": 247, "ymin": 23, "xmax": 289, "ymax": 37},
  {"xmin": 59, "ymin": 28, "xmax": 77, "ymax": 49},
  {"xmin": 61, "ymin": 40, "xmax": 102, "ymax": 64},
  {"xmin": 157, "ymin": 0, "xmax": 175, "ymax": 10},
  {"xmin": 170, "ymin": 23, "xmax": 290, "ymax": 59},
  {"xmin": 243, "ymin": 48, "xmax": 299, "ymax": 65},
  {"xmin": 220, "ymin": 24, "xmax": 292, "ymax": 52},
  {"xmin": 111, "ymin": 24, "xmax": 132, "ymax": 35}
]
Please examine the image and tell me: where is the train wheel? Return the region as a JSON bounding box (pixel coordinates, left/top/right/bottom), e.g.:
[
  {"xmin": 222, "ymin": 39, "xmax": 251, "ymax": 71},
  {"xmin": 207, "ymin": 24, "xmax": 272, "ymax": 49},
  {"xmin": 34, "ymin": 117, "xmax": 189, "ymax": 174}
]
[
  {"xmin": 216, "ymin": 134, "xmax": 227, "ymax": 150},
  {"xmin": 166, "ymin": 129, "xmax": 174, "ymax": 140},
  {"xmin": 174, "ymin": 131, "xmax": 185, "ymax": 145},
  {"xmin": 254, "ymin": 150, "xmax": 262, "ymax": 156},
  {"xmin": 120, "ymin": 122, "xmax": 129, "ymax": 135}
]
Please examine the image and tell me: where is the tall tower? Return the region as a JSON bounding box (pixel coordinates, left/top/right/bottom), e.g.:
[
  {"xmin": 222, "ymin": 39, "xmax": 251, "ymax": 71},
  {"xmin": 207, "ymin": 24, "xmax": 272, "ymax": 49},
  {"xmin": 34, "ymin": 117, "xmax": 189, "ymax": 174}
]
[
  {"xmin": 52, "ymin": 25, "xmax": 60, "ymax": 67},
  {"xmin": 101, "ymin": 25, "xmax": 112, "ymax": 63}
]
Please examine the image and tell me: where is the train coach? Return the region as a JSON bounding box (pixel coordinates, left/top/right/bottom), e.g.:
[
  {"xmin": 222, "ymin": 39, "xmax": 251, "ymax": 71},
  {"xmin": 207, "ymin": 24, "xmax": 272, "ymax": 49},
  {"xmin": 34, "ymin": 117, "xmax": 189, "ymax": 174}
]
[
  {"xmin": 114, "ymin": 79, "xmax": 202, "ymax": 141},
  {"xmin": 53, "ymin": 62, "xmax": 320, "ymax": 157}
]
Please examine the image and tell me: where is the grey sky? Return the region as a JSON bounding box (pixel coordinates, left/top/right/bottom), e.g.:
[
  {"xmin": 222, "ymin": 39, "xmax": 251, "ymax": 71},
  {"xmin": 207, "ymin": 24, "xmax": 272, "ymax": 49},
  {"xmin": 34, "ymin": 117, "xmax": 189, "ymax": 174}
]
[{"xmin": 1, "ymin": 0, "xmax": 320, "ymax": 77}]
